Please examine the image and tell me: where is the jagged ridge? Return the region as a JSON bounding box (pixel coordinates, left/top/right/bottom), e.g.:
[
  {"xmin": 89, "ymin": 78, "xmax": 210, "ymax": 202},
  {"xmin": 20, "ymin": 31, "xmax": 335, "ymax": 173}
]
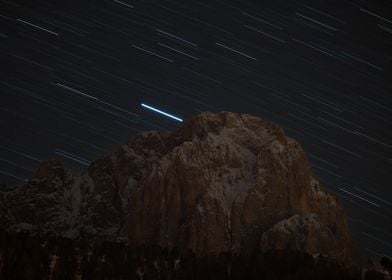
[{"xmin": 0, "ymin": 112, "xmax": 364, "ymax": 267}]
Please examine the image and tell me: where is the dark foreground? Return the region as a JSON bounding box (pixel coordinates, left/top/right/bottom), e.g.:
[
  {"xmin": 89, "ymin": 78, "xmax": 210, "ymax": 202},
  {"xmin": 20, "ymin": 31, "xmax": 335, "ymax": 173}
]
[{"xmin": 0, "ymin": 230, "xmax": 386, "ymax": 280}]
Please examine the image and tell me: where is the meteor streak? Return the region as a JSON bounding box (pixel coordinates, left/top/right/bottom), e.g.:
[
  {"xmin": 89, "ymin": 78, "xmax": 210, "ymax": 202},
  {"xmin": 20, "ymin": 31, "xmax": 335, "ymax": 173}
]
[{"xmin": 141, "ymin": 103, "xmax": 183, "ymax": 122}]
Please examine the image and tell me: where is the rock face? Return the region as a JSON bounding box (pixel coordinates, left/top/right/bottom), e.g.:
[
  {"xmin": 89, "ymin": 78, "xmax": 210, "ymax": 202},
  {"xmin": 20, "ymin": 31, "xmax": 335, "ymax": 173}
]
[
  {"xmin": 0, "ymin": 112, "xmax": 364, "ymax": 267},
  {"xmin": 261, "ymin": 214, "xmax": 342, "ymax": 257}
]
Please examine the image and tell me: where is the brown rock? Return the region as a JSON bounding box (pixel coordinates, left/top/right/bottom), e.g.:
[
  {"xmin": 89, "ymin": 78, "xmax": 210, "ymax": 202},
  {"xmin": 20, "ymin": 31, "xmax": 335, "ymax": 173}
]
[{"xmin": 0, "ymin": 112, "xmax": 364, "ymax": 267}]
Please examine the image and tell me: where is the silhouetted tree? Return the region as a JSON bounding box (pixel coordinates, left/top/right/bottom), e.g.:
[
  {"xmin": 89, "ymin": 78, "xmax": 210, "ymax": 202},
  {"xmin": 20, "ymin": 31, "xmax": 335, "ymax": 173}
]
[{"xmin": 380, "ymin": 256, "xmax": 392, "ymax": 273}]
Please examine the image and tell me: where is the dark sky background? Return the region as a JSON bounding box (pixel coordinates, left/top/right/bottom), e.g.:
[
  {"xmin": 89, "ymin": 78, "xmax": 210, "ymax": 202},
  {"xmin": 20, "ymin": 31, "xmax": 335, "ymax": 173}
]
[{"xmin": 1, "ymin": 0, "xmax": 391, "ymax": 260}]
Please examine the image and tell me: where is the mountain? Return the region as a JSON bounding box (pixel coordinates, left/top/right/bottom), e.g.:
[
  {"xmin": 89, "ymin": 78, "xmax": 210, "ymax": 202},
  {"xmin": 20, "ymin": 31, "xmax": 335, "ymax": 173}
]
[{"xmin": 0, "ymin": 111, "xmax": 365, "ymax": 269}]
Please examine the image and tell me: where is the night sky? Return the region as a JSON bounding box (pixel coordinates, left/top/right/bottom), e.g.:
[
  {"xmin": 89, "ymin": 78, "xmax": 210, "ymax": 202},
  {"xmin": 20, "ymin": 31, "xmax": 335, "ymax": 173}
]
[{"xmin": 1, "ymin": 0, "xmax": 391, "ymax": 260}]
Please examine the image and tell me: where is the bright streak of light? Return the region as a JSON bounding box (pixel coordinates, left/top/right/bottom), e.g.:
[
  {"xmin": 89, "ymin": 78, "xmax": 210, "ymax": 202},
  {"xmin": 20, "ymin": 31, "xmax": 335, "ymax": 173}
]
[
  {"xmin": 354, "ymin": 187, "xmax": 392, "ymax": 206},
  {"xmin": 141, "ymin": 103, "xmax": 183, "ymax": 122},
  {"xmin": 339, "ymin": 188, "xmax": 380, "ymax": 207}
]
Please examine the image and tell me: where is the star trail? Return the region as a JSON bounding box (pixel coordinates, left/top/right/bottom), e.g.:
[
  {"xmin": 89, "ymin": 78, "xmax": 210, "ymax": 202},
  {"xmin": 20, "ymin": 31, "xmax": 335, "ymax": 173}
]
[
  {"xmin": 0, "ymin": 0, "xmax": 391, "ymax": 261},
  {"xmin": 141, "ymin": 103, "xmax": 183, "ymax": 122}
]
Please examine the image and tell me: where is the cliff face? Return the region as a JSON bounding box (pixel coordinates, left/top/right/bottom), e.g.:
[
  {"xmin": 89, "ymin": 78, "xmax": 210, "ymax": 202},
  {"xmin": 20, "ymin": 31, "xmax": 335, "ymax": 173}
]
[{"xmin": 0, "ymin": 112, "xmax": 364, "ymax": 267}]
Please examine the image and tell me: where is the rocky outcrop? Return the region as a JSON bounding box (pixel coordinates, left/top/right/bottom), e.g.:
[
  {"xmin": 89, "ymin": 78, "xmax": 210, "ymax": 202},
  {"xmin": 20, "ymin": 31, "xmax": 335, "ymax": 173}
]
[
  {"xmin": 261, "ymin": 214, "xmax": 342, "ymax": 258},
  {"xmin": 0, "ymin": 112, "xmax": 364, "ymax": 267}
]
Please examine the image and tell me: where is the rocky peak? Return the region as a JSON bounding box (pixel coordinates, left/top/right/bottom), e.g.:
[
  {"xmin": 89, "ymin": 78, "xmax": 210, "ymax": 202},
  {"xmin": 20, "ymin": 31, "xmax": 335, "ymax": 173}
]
[
  {"xmin": 34, "ymin": 159, "xmax": 66, "ymax": 181},
  {"xmin": 0, "ymin": 112, "xmax": 365, "ymax": 268}
]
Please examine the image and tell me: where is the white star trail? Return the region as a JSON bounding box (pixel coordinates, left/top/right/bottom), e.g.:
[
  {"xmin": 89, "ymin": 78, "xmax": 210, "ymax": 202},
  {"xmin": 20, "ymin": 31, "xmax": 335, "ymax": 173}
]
[
  {"xmin": 243, "ymin": 25, "xmax": 286, "ymax": 43},
  {"xmin": 16, "ymin": 18, "xmax": 59, "ymax": 36},
  {"xmin": 113, "ymin": 0, "xmax": 134, "ymax": 9},
  {"xmin": 216, "ymin": 42, "xmax": 257, "ymax": 61},
  {"xmin": 55, "ymin": 83, "xmax": 98, "ymax": 100},
  {"xmin": 141, "ymin": 103, "xmax": 183, "ymax": 122},
  {"xmin": 158, "ymin": 42, "xmax": 199, "ymax": 60},
  {"xmin": 339, "ymin": 188, "xmax": 380, "ymax": 207},
  {"xmin": 132, "ymin": 44, "xmax": 173, "ymax": 62},
  {"xmin": 156, "ymin": 28, "xmax": 198, "ymax": 47}
]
